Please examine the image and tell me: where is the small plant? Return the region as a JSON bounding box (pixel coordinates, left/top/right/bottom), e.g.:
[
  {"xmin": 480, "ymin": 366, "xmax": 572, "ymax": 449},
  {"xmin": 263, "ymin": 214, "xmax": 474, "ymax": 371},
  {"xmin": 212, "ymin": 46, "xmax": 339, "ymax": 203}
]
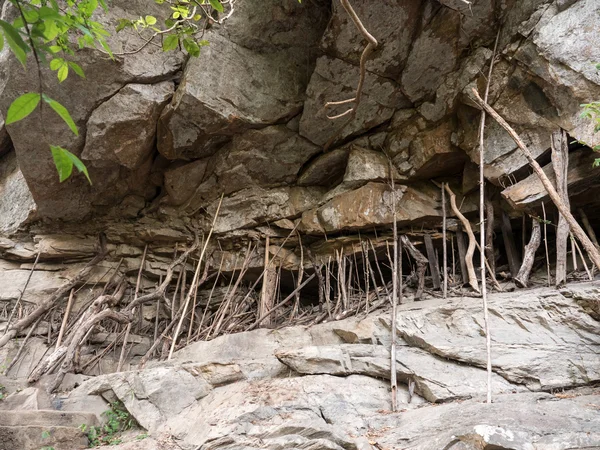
[
  {"xmin": 580, "ymin": 63, "xmax": 600, "ymax": 167},
  {"xmin": 40, "ymin": 429, "xmax": 55, "ymax": 450},
  {"xmin": 0, "ymin": 384, "xmax": 6, "ymax": 401},
  {"xmin": 80, "ymin": 401, "xmax": 137, "ymax": 447}
]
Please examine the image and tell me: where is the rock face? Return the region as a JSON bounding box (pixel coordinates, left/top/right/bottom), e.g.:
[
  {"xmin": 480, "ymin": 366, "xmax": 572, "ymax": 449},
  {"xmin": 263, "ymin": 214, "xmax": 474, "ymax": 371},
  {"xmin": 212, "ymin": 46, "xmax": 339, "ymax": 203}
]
[
  {"xmin": 0, "ymin": 152, "xmax": 36, "ymax": 234},
  {"xmin": 0, "ymin": 0, "xmax": 598, "ymax": 236},
  {"xmin": 54, "ymin": 283, "xmax": 600, "ymax": 450},
  {"xmin": 0, "ymin": 1, "xmax": 600, "ymax": 448}
]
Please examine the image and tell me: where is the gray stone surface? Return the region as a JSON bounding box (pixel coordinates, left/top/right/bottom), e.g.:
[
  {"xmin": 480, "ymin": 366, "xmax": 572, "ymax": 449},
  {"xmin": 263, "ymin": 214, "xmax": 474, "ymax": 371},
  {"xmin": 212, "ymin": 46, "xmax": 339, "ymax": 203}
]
[
  {"xmin": 58, "ymin": 284, "xmax": 600, "ymax": 450},
  {"xmin": 0, "ymin": 152, "xmax": 36, "ymax": 234},
  {"xmin": 299, "ymin": 56, "xmax": 411, "ymax": 147},
  {"xmin": 83, "ymin": 82, "xmax": 174, "ymax": 169}
]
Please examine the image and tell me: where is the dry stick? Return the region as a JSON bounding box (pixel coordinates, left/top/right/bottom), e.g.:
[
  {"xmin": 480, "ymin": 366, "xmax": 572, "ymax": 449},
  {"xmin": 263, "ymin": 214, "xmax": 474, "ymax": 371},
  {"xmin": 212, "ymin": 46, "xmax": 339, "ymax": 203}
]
[
  {"xmin": 473, "ymin": 241, "xmax": 503, "ymax": 292},
  {"xmin": 578, "ymin": 208, "xmax": 599, "ymax": 249},
  {"xmin": 210, "ymin": 243, "xmax": 254, "ymax": 338},
  {"xmin": 552, "ymin": 131, "xmax": 570, "ymax": 286},
  {"xmin": 324, "ymin": 0, "xmax": 377, "ymax": 121},
  {"xmin": 486, "ymin": 198, "xmax": 496, "ymax": 277},
  {"xmin": 400, "ymin": 236, "xmax": 428, "ymax": 300},
  {"xmin": 571, "ymin": 234, "xmax": 578, "ymax": 272},
  {"xmin": 117, "ymin": 245, "xmax": 148, "ymax": 372},
  {"xmin": 55, "ymin": 289, "xmax": 75, "ymax": 350},
  {"xmin": 541, "ymin": 202, "xmax": 552, "ymax": 286},
  {"xmin": 390, "ymin": 164, "xmax": 399, "ymax": 412},
  {"xmin": 450, "ymin": 234, "xmax": 456, "ymax": 283},
  {"xmin": 514, "ymin": 219, "xmax": 541, "ymax": 288},
  {"xmin": 3, "ymin": 315, "xmax": 43, "ymax": 376},
  {"xmin": 81, "ymin": 327, "xmax": 128, "ymax": 372},
  {"xmin": 0, "ymin": 239, "xmax": 107, "ymax": 349},
  {"xmin": 246, "ymin": 274, "xmax": 316, "ymax": 331},
  {"xmin": 196, "ymin": 254, "xmax": 224, "ymax": 341},
  {"xmin": 4, "ymin": 252, "xmax": 41, "ymax": 338},
  {"xmin": 236, "ymin": 223, "xmax": 300, "ymax": 312},
  {"xmin": 292, "ymin": 232, "xmax": 305, "ymax": 320},
  {"xmin": 477, "ymin": 34, "xmax": 499, "ymax": 404},
  {"xmin": 444, "ymin": 184, "xmax": 480, "ymax": 293},
  {"xmin": 469, "ymin": 88, "xmax": 600, "ymax": 271},
  {"xmin": 186, "ymin": 272, "xmax": 200, "ymax": 345},
  {"xmin": 572, "ymin": 236, "xmax": 592, "ymax": 281},
  {"xmin": 442, "ymin": 183, "xmax": 448, "ymax": 299},
  {"xmin": 259, "ymin": 235, "xmax": 273, "ymax": 326},
  {"xmin": 168, "ymin": 196, "xmax": 223, "ymax": 360},
  {"xmin": 370, "ymin": 240, "xmax": 391, "ymax": 300}
]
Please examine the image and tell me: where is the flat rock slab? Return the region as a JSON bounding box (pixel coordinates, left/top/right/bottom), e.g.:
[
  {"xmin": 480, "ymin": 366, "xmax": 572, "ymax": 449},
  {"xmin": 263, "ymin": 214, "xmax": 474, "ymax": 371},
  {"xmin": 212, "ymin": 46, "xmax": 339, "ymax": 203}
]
[{"xmin": 395, "ymin": 284, "xmax": 600, "ymax": 390}]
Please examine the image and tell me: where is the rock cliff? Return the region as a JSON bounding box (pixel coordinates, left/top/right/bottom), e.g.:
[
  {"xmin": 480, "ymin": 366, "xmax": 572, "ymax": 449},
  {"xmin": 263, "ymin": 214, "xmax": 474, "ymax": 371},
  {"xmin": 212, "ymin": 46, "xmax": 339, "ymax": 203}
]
[{"xmin": 0, "ymin": 0, "xmax": 599, "ymax": 448}]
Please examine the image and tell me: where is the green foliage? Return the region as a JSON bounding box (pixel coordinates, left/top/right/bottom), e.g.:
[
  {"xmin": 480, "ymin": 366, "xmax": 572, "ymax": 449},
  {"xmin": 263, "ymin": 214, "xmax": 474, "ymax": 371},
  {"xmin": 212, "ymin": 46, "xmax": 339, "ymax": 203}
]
[
  {"xmin": 80, "ymin": 401, "xmax": 137, "ymax": 447},
  {"xmin": 40, "ymin": 429, "xmax": 55, "ymax": 450},
  {"xmin": 0, "ymin": 0, "xmax": 225, "ymax": 184},
  {"xmin": 50, "ymin": 145, "xmax": 91, "ymax": 183},
  {"xmin": 578, "ymin": 63, "xmax": 600, "ymax": 167},
  {"xmin": 0, "ymin": 384, "xmax": 6, "ymax": 401}
]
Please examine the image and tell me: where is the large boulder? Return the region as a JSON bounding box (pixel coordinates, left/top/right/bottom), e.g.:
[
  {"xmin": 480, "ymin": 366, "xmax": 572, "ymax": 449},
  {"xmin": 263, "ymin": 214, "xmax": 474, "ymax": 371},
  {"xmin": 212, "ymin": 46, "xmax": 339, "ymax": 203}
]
[
  {"xmin": 299, "ymin": 56, "xmax": 410, "ymax": 147},
  {"xmin": 299, "ymin": 182, "xmax": 441, "ymax": 234},
  {"xmin": 82, "ymin": 82, "xmax": 174, "ymax": 170},
  {"xmin": 0, "ymin": 0, "xmax": 185, "ymax": 219},
  {"xmin": 0, "ymin": 152, "xmax": 36, "ymax": 234},
  {"xmin": 157, "ymin": 0, "xmax": 330, "ymax": 160},
  {"xmin": 320, "ymin": 0, "xmax": 421, "ymax": 81}
]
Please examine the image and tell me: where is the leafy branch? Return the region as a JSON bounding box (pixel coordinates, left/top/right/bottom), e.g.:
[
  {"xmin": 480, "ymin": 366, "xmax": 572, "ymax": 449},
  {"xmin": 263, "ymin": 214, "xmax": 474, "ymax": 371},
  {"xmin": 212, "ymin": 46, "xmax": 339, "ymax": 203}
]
[{"xmin": 0, "ymin": 0, "xmax": 227, "ymax": 183}]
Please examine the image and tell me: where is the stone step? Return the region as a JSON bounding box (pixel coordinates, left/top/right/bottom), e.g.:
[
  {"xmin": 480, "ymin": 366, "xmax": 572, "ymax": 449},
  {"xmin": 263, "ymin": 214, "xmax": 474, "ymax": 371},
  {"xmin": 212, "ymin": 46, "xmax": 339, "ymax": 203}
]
[{"xmin": 0, "ymin": 410, "xmax": 98, "ymax": 450}]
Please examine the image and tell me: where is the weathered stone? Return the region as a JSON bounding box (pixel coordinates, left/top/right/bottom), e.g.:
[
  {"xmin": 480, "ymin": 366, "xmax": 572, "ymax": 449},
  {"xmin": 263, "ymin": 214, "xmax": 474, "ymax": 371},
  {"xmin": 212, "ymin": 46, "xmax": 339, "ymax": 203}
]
[
  {"xmin": 276, "ymin": 343, "xmax": 517, "ymax": 403},
  {"xmin": 375, "ymin": 392, "xmax": 600, "ymax": 450},
  {"xmin": 0, "ymin": 410, "xmax": 95, "ymax": 450},
  {"xmin": 0, "ymin": 152, "xmax": 36, "ymax": 235},
  {"xmin": 196, "ymin": 126, "xmax": 321, "ymax": 202},
  {"xmin": 75, "ymin": 366, "xmax": 210, "ymax": 432},
  {"xmin": 209, "ymin": 186, "xmax": 324, "ymax": 234},
  {"xmin": 395, "ymin": 286, "xmax": 600, "ymax": 390},
  {"xmin": 82, "ymin": 82, "xmax": 173, "ymax": 169},
  {"xmin": 163, "ymin": 159, "xmax": 209, "ymax": 206},
  {"xmin": 0, "ymin": 0, "xmax": 184, "ymax": 219},
  {"xmin": 343, "ymin": 147, "xmax": 401, "ymax": 184},
  {"xmin": 158, "ymin": 34, "xmax": 305, "ymax": 160},
  {"xmin": 297, "ymin": 148, "xmax": 350, "ymax": 187},
  {"xmin": 401, "ymin": 8, "xmax": 462, "ymax": 102},
  {"xmin": 457, "ymin": 102, "xmax": 551, "ymax": 184},
  {"xmin": 299, "ymin": 182, "xmax": 440, "ymax": 234},
  {"xmin": 299, "ymin": 56, "xmax": 411, "ymax": 147},
  {"xmin": 408, "ymin": 120, "xmax": 467, "ymax": 179},
  {"xmin": 220, "ymin": 0, "xmax": 330, "ymax": 52},
  {"xmin": 320, "ymin": 0, "xmax": 421, "ymax": 80},
  {"xmin": 34, "ymin": 234, "xmax": 97, "ymax": 260},
  {"xmin": 0, "ymin": 114, "xmax": 10, "ymax": 158}
]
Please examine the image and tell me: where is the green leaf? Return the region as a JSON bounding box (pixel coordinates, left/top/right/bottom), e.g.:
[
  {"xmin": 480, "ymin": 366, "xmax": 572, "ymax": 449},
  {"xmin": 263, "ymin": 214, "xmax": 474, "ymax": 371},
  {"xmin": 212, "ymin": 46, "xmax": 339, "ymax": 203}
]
[
  {"xmin": 5, "ymin": 92, "xmax": 40, "ymax": 125},
  {"xmin": 68, "ymin": 62, "xmax": 85, "ymax": 78},
  {"xmin": 209, "ymin": 0, "xmax": 224, "ymax": 13},
  {"xmin": 145, "ymin": 15, "xmax": 157, "ymax": 26},
  {"xmin": 49, "ymin": 58, "xmax": 63, "ymax": 70},
  {"xmin": 50, "ymin": 145, "xmax": 73, "ymax": 182},
  {"xmin": 0, "ymin": 28, "xmax": 4, "ymax": 52},
  {"xmin": 67, "ymin": 153, "xmax": 91, "ymax": 184},
  {"xmin": 162, "ymin": 34, "xmax": 178, "ymax": 52},
  {"xmin": 57, "ymin": 63, "xmax": 68, "ymax": 82},
  {"xmin": 0, "ymin": 19, "xmax": 29, "ymax": 66},
  {"xmin": 42, "ymin": 95, "xmax": 78, "ymax": 136},
  {"xmin": 183, "ymin": 38, "xmax": 200, "ymax": 57}
]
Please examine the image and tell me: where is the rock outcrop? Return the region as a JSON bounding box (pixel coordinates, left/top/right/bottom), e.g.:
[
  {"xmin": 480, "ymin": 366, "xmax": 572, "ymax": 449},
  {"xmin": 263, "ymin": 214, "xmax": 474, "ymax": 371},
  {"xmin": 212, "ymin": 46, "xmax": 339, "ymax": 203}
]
[
  {"xmin": 31, "ymin": 283, "xmax": 597, "ymax": 449},
  {"xmin": 0, "ymin": 1, "xmax": 600, "ymax": 448}
]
